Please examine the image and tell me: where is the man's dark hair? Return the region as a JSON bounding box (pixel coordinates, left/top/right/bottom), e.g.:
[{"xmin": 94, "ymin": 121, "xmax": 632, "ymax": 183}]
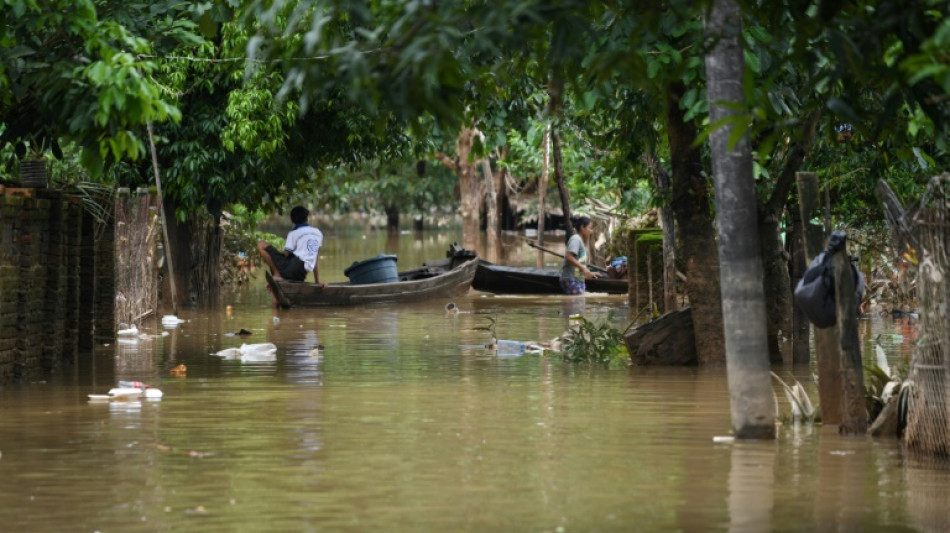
[{"xmin": 290, "ymin": 206, "xmax": 309, "ymax": 224}]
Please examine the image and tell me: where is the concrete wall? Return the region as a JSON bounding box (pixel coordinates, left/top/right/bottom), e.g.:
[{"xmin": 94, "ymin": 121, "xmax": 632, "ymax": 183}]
[{"xmin": 0, "ymin": 188, "xmax": 114, "ymax": 384}]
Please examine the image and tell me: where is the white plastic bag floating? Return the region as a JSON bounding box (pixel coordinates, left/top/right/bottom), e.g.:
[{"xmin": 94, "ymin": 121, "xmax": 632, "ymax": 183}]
[
  {"xmin": 117, "ymin": 325, "xmax": 139, "ymax": 336},
  {"xmin": 162, "ymin": 315, "xmax": 186, "ymax": 328},
  {"xmin": 240, "ymin": 343, "xmax": 277, "ymax": 362},
  {"xmin": 213, "ymin": 347, "xmax": 244, "ymax": 359}
]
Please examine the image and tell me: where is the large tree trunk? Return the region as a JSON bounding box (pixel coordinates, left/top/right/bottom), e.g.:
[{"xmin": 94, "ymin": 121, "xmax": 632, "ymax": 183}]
[
  {"xmin": 537, "ymin": 125, "xmax": 550, "ymax": 268},
  {"xmin": 758, "ymin": 213, "xmax": 790, "ymax": 363},
  {"xmin": 436, "ymin": 127, "xmax": 480, "ymax": 250},
  {"xmin": 480, "ymin": 157, "xmax": 500, "ymax": 263},
  {"xmin": 705, "ymin": 0, "xmax": 775, "ymax": 438},
  {"xmin": 163, "ymin": 197, "xmax": 193, "ymax": 308},
  {"xmin": 758, "ymin": 111, "xmax": 821, "ymax": 363},
  {"xmin": 162, "ymin": 197, "xmax": 222, "ymax": 309},
  {"xmin": 191, "ymin": 213, "xmax": 222, "ymax": 308},
  {"xmin": 787, "ymin": 203, "xmax": 811, "ymax": 365},
  {"xmin": 649, "ymin": 155, "xmax": 677, "ymax": 313},
  {"xmin": 457, "ymin": 127, "xmax": 480, "ymax": 250},
  {"xmin": 385, "ymin": 204, "xmax": 399, "ymax": 232},
  {"xmin": 552, "ymin": 129, "xmax": 573, "ymax": 237},
  {"xmin": 665, "ymin": 82, "xmax": 725, "ymax": 365}
]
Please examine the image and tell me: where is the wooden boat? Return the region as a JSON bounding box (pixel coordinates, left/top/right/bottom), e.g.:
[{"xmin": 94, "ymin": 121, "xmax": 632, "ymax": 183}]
[
  {"xmin": 472, "ymin": 261, "xmax": 628, "ymax": 295},
  {"xmin": 266, "ymin": 246, "xmax": 479, "ymax": 308}
]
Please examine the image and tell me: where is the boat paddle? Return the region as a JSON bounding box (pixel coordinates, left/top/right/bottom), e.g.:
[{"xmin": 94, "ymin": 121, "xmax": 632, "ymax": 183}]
[{"xmin": 523, "ymin": 240, "xmax": 610, "ymax": 274}]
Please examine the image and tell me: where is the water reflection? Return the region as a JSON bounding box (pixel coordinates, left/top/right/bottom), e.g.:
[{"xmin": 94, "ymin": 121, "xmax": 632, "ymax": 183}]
[{"xmin": 728, "ymin": 442, "xmax": 775, "ymax": 533}]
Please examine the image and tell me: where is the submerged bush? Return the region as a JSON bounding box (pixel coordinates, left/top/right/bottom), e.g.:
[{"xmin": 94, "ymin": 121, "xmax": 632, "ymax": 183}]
[{"xmin": 558, "ymin": 313, "xmax": 628, "ymax": 366}]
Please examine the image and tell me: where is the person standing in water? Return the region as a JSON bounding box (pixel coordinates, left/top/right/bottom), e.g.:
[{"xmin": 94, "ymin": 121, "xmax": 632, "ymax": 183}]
[
  {"xmin": 257, "ymin": 205, "xmax": 326, "ymax": 288},
  {"xmin": 559, "ymin": 216, "xmax": 599, "ymax": 294}
]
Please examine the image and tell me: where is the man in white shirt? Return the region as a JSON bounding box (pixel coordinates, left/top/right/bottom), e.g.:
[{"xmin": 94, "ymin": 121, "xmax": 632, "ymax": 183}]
[{"xmin": 257, "ymin": 206, "xmax": 325, "ymax": 287}]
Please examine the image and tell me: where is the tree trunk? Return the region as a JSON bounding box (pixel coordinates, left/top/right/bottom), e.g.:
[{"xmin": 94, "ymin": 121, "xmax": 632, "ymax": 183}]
[
  {"xmin": 758, "ymin": 111, "xmax": 821, "ymax": 363},
  {"xmin": 786, "ymin": 203, "xmax": 811, "ymax": 365},
  {"xmin": 456, "ymin": 128, "xmax": 480, "ymax": 250},
  {"xmin": 163, "ymin": 196, "xmax": 193, "ymax": 308},
  {"xmin": 190, "ymin": 213, "xmax": 222, "ymax": 308},
  {"xmin": 758, "ymin": 213, "xmax": 790, "ymax": 363},
  {"xmin": 537, "ymin": 125, "xmax": 550, "ymax": 268},
  {"xmin": 481, "ymin": 157, "xmax": 500, "ymax": 263},
  {"xmin": 552, "ymin": 129, "xmax": 573, "ymax": 237},
  {"xmin": 385, "ymin": 204, "xmax": 399, "ymax": 232},
  {"xmin": 705, "ymin": 0, "xmax": 775, "ymax": 438},
  {"xmin": 665, "ymin": 82, "xmax": 725, "ymax": 365},
  {"xmin": 161, "ymin": 197, "xmax": 222, "ymax": 309},
  {"xmin": 649, "ymin": 156, "xmax": 677, "ymax": 313}
]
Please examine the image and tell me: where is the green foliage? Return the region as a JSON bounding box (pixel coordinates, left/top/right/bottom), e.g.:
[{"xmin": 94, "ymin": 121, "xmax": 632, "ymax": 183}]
[
  {"xmin": 309, "ymin": 157, "xmax": 457, "ymax": 218},
  {"xmin": 558, "ymin": 313, "xmax": 628, "ymax": 366},
  {"xmin": 0, "ymin": 0, "xmax": 196, "ymax": 173},
  {"xmin": 220, "ymin": 204, "xmax": 279, "ymax": 287}
]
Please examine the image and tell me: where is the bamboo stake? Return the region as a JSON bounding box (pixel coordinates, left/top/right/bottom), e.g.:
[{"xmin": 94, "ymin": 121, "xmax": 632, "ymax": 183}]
[{"xmin": 146, "ymin": 120, "xmax": 178, "ymax": 316}]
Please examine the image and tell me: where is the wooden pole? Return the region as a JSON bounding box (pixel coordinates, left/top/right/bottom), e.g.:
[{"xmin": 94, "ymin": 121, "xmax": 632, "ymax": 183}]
[
  {"xmin": 830, "ymin": 231, "xmax": 867, "ymax": 435},
  {"xmin": 146, "ymin": 121, "xmax": 178, "ymax": 316},
  {"xmin": 796, "ymin": 172, "xmax": 841, "ymax": 425}
]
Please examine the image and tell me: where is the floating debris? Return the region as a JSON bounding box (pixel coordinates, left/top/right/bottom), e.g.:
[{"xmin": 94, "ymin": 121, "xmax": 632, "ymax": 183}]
[
  {"xmin": 88, "ymin": 382, "xmax": 163, "ymax": 402},
  {"xmin": 162, "ymin": 315, "xmax": 186, "ymax": 328}
]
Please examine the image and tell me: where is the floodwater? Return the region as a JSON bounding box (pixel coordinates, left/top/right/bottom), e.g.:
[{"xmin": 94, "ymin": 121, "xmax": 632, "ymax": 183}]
[{"xmin": 0, "ymin": 227, "xmax": 947, "ymax": 532}]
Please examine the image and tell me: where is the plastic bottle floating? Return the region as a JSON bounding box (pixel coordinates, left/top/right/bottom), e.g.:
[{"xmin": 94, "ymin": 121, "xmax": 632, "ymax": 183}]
[
  {"xmin": 88, "ymin": 381, "xmax": 163, "ymax": 402},
  {"xmin": 493, "ymin": 339, "xmax": 526, "ymax": 357}
]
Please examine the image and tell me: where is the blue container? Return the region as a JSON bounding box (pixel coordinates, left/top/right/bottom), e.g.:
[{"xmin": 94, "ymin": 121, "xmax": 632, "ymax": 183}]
[{"xmin": 344, "ymin": 254, "xmax": 398, "ymax": 285}]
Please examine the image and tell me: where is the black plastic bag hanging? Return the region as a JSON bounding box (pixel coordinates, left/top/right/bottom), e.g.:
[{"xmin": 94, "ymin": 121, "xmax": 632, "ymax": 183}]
[{"xmin": 794, "ymin": 231, "xmax": 865, "ymax": 329}]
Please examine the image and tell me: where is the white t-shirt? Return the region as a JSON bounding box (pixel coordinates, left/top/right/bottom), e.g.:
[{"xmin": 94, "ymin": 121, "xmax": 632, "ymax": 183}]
[{"xmin": 284, "ymin": 225, "xmax": 323, "ymax": 272}]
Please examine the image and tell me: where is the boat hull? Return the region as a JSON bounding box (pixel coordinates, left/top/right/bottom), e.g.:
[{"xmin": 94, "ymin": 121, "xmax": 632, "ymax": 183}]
[
  {"xmin": 472, "ymin": 262, "xmax": 628, "ymax": 295},
  {"xmin": 267, "ymin": 255, "xmax": 478, "ymax": 308}
]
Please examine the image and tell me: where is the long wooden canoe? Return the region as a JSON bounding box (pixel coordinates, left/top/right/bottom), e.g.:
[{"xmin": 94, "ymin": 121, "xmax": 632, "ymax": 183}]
[
  {"xmin": 266, "ymin": 248, "xmax": 478, "ymax": 308},
  {"xmin": 471, "ymin": 261, "xmax": 628, "ymax": 295}
]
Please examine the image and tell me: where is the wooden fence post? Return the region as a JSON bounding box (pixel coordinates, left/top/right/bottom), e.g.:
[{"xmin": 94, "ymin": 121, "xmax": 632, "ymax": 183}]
[
  {"xmin": 831, "ymin": 231, "xmax": 867, "ymax": 435},
  {"xmin": 796, "ymin": 172, "xmax": 843, "ymax": 426}
]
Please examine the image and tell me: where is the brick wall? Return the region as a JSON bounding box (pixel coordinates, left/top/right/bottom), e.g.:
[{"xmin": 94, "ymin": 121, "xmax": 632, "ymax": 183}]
[{"xmin": 0, "ymin": 189, "xmax": 114, "ymax": 384}]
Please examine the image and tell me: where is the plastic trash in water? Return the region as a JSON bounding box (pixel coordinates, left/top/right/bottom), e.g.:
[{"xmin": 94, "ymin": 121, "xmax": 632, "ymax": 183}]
[
  {"xmin": 162, "ymin": 315, "xmax": 186, "ymax": 328},
  {"xmin": 117, "ymin": 325, "xmax": 139, "ymax": 336},
  {"xmin": 445, "ymin": 302, "xmax": 458, "ymax": 315},
  {"xmin": 213, "ymin": 347, "xmax": 244, "ymax": 359},
  {"xmin": 118, "ymin": 380, "xmax": 150, "ymax": 390},
  {"xmin": 494, "ymin": 339, "xmax": 526, "ymax": 357},
  {"xmin": 240, "ymin": 342, "xmax": 277, "ymax": 362},
  {"xmin": 88, "ymin": 383, "xmax": 163, "ymax": 402}
]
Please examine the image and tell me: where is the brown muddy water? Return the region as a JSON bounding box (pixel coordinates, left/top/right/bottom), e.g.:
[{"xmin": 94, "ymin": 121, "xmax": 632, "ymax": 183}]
[{"xmin": 0, "ymin": 227, "xmax": 947, "ymax": 532}]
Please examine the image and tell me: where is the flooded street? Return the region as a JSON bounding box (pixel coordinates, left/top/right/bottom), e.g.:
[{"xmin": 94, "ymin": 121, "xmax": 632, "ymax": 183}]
[{"xmin": 1, "ymin": 228, "xmax": 947, "ymax": 532}]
